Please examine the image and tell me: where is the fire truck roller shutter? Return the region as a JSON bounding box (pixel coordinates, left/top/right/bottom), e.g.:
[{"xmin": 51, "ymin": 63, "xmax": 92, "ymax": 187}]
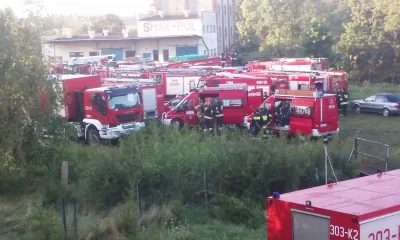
[
  {"xmin": 142, "ymin": 88, "xmax": 158, "ymax": 118},
  {"xmin": 176, "ymin": 46, "xmax": 198, "ymax": 56},
  {"xmin": 292, "ymin": 210, "xmax": 330, "ymax": 240},
  {"xmin": 101, "ymin": 48, "xmax": 123, "ymax": 61}
]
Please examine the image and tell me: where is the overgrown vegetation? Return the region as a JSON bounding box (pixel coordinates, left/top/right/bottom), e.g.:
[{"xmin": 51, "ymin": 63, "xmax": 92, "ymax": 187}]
[
  {"xmin": 2, "ymin": 2, "xmax": 400, "ymax": 239},
  {"xmin": 236, "ymin": 0, "xmax": 400, "ymax": 83}
]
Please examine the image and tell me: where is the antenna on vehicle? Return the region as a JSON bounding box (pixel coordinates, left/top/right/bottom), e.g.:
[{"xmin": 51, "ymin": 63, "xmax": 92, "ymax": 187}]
[{"xmin": 323, "ymin": 136, "xmax": 338, "ymax": 185}]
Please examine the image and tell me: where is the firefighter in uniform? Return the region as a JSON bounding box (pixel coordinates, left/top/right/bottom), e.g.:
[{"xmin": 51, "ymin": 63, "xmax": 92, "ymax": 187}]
[
  {"xmin": 204, "ymin": 100, "xmax": 214, "ymax": 132},
  {"xmin": 336, "ymin": 91, "xmax": 342, "ymax": 116},
  {"xmin": 261, "ymin": 105, "xmax": 273, "ymax": 137},
  {"xmin": 195, "ymin": 100, "xmax": 205, "ymax": 130},
  {"xmin": 215, "ymin": 98, "xmax": 224, "ymax": 131},
  {"xmin": 251, "ymin": 109, "xmax": 263, "ymax": 136},
  {"xmin": 341, "ymin": 89, "xmax": 349, "ymax": 116}
]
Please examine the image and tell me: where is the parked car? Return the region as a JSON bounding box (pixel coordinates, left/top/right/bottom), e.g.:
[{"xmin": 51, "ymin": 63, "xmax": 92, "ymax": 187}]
[{"xmin": 350, "ymin": 93, "xmax": 400, "ymax": 116}]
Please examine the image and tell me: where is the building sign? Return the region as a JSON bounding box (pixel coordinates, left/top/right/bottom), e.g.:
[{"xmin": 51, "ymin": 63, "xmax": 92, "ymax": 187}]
[{"xmin": 138, "ymin": 19, "xmax": 202, "ymax": 38}]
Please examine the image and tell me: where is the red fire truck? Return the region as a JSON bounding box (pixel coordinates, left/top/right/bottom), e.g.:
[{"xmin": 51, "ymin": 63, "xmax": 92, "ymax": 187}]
[
  {"xmin": 197, "ymin": 75, "xmax": 288, "ymax": 98},
  {"xmin": 267, "ymin": 169, "xmax": 400, "ymax": 240},
  {"xmin": 244, "ymin": 90, "xmax": 339, "ymax": 137},
  {"xmin": 266, "ymin": 69, "xmax": 348, "ymax": 93},
  {"xmin": 54, "ymin": 75, "xmax": 147, "ymax": 143},
  {"xmin": 101, "ymin": 78, "xmax": 165, "ymax": 119},
  {"xmin": 161, "ymin": 84, "xmax": 264, "ymax": 129},
  {"xmin": 163, "ymin": 94, "xmax": 187, "ymax": 113},
  {"xmin": 247, "ymin": 58, "xmax": 328, "ymax": 72},
  {"xmin": 103, "ymin": 69, "xmax": 206, "ymax": 101}
]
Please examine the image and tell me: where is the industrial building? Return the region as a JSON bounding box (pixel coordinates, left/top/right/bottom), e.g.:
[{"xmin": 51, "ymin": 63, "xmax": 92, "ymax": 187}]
[{"xmin": 42, "ymin": 0, "xmax": 237, "ymax": 63}]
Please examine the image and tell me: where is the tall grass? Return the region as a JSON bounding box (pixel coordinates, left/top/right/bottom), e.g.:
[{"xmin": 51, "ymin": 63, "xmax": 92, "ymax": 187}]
[{"xmin": 0, "ymin": 113, "xmax": 360, "ymax": 239}]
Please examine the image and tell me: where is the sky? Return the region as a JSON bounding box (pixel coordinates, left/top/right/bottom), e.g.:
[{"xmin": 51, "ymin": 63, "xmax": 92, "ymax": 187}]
[{"xmin": 0, "ymin": 0, "xmax": 152, "ymax": 17}]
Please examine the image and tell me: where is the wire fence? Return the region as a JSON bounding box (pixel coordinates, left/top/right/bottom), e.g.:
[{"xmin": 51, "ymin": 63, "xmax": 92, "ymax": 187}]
[{"xmin": 348, "ymin": 137, "xmax": 389, "ymax": 175}]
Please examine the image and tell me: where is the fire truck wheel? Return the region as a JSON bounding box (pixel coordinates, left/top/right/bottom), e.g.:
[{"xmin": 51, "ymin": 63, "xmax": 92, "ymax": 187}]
[
  {"xmin": 87, "ymin": 127, "xmax": 101, "ymax": 144},
  {"xmin": 171, "ymin": 119, "xmax": 183, "ymax": 129},
  {"xmin": 382, "ymin": 108, "xmax": 390, "ymax": 117},
  {"xmin": 354, "ymin": 105, "xmax": 362, "ymax": 114}
]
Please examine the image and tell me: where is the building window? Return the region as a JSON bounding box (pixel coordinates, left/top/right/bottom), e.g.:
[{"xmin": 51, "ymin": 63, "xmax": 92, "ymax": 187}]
[
  {"xmin": 214, "ymin": 48, "xmax": 217, "ymax": 56},
  {"xmin": 213, "ymin": 25, "xmax": 216, "ymax": 33},
  {"xmin": 224, "ymin": 5, "xmax": 226, "ymax": 15},
  {"xmin": 203, "ymin": 25, "xmax": 206, "ymax": 33},
  {"xmin": 69, "ymin": 52, "xmax": 84, "ymax": 58},
  {"xmin": 204, "ymin": 50, "xmax": 207, "ymax": 55},
  {"xmin": 143, "ymin": 53, "xmax": 151, "ymax": 60},
  {"xmin": 153, "ymin": 50, "xmax": 159, "ymax": 61},
  {"xmin": 231, "ymin": 26, "xmax": 233, "ymax": 36},
  {"xmin": 225, "ymin": 27, "xmax": 227, "ymax": 37},
  {"xmin": 89, "ymin": 51, "xmax": 98, "ymax": 56},
  {"xmin": 229, "ymin": 5, "xmax": 232, "ymax": 14},
  {"xmin": 126, "ymin": 50, "xmax": 136, "ymax": 58},
  {"xmin": 218, "ymin": 5, "xmax": 220, "ymax": 16},
  {"xmin": 163, "ymin": 49, "xmax": 169, "ymax": 61},
  {"xmin": 207, "ymin": 25, "xmax": 209, "ymax": 33}
]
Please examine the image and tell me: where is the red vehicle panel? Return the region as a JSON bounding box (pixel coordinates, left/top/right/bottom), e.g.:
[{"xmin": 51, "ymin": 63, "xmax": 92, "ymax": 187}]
[
  {"xmin": 267, "ymin": 169, "xmax": 400, "ymax": 240},
  {"xmin": 244, "ymin": 90, "xmax": 339, "ymax": 137},
  {"xmin": 162, "ymin": 84, "xmax": 264, "ymax": 128}
]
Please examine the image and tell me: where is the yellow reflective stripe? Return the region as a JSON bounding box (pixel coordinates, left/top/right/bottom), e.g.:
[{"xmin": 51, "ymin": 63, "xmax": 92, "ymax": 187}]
[{"xmin": 253, "ymin": 117, "xmax": 261, "ymax": 120}]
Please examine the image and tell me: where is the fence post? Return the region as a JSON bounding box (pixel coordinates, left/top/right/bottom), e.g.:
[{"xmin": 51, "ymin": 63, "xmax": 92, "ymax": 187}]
[
  {"xmin": 203, "ymin": 172, "xmax": 207, "ymax": 206},
  {"xmin": 354, "ymin": 138, "xmax": 358, "ymax": 160},
  {"xmin": 385, "ymin": 145, "xmax": 390, "ymax": 172},
  {"xmin": 136, "ymin": 183, "xmax": 141, "ymax": 219},
  {"xmin": 61, "ymin": 161, "xmax": 68, "ymax": 240}
]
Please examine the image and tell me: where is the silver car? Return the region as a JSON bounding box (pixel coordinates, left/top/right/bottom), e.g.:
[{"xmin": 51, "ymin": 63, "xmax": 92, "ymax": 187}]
[{"xmin": 350, "ymin": 93, "xmax": 400, "ymax": 117}]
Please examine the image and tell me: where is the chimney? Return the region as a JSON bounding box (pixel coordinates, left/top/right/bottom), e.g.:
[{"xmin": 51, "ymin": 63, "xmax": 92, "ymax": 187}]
[
  {"xmin": 122, "ymin": 29, "xmax": 129, "ymax": 38},
  {"xmin": 88, "ymin": 30, "xmax": 95, "ymax": 39},
  {"xmin": 158, "ymin": 11, "xmax": 164, "ymax": 18},
  {"xmin": 183, "ymin": 9, "xmax": 190, "ymax": 17},
  {"xmin": 103, "ymin": 29, "xmax": 109, "ymax": 36}
]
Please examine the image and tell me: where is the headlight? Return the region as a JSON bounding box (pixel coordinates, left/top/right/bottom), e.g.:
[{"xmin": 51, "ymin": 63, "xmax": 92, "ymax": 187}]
[{"xmin": 111, "ymin": 131, "xmax": 121, "ymax": 136}]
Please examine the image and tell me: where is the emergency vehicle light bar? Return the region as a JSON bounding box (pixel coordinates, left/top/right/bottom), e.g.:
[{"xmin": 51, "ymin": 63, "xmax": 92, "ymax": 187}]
[{"xmin": 202, "ymin": 83, "xmax": 247, "ymax": 91}]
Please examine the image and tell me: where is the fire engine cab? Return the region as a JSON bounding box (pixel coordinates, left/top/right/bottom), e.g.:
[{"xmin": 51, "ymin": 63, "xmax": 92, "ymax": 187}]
[
  {"xmin": 162, "ymin": 84, "xmax": 264, "ymax": 129},
  {"xmin": 244, "ymin": 89, "xmax": 339, "ymax": 137},
  {"xmin": 54, "ymin": 75, "xmax": 145, "ymax": 143},
  {"xmin": 267, "ymin": 169, "xmax": 400, "ymax": 240}
]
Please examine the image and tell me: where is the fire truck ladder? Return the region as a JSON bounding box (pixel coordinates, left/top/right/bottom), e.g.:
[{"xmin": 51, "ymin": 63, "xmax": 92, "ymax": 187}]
[
  {"xmin": 200, "ymin": 83, "xmax": 248, "ymax": 91},
  {"xmin": 103, "ymin": 78, "xmax": 157, "ymax": 86},
  {"xmin": 269, "ymin": 58, "xmax": 328, "ymax": 62},
  {"xmin": 215, "ymin": 72, "xmax": 263, "ymax": 79}
]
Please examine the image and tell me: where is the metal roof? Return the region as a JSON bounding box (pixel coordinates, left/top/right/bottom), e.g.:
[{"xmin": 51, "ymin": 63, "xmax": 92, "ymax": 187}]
[
  {"xmin": 46, "ymin": 35, "xmax": 202, "ymax": 43},
  {"xmin": 273, "ymin": 169, "xmax": 400, "ymax": 221}
]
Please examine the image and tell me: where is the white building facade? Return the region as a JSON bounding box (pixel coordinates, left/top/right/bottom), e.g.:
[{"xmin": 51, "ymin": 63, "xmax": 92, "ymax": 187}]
[
  {"xmin": 150, "ymin": 0, "xmax": 237, "ymax": 54},
  {"xmin": 43, "ymin": 12, "xmax": 218, "ymax": 63}
]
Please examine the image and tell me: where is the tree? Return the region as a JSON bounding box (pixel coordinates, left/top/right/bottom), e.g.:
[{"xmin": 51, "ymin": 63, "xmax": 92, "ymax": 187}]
[
  {"xmin": 0, "ymin": 8, "xmax": 59, "ymax": 170},
  {"xmin": 298, "ymin": 18, "xmax": 334, "ymax": 58},
  {"xmin": 75, "ymin": 14, "xmax": 126, "ymax": 35}
]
